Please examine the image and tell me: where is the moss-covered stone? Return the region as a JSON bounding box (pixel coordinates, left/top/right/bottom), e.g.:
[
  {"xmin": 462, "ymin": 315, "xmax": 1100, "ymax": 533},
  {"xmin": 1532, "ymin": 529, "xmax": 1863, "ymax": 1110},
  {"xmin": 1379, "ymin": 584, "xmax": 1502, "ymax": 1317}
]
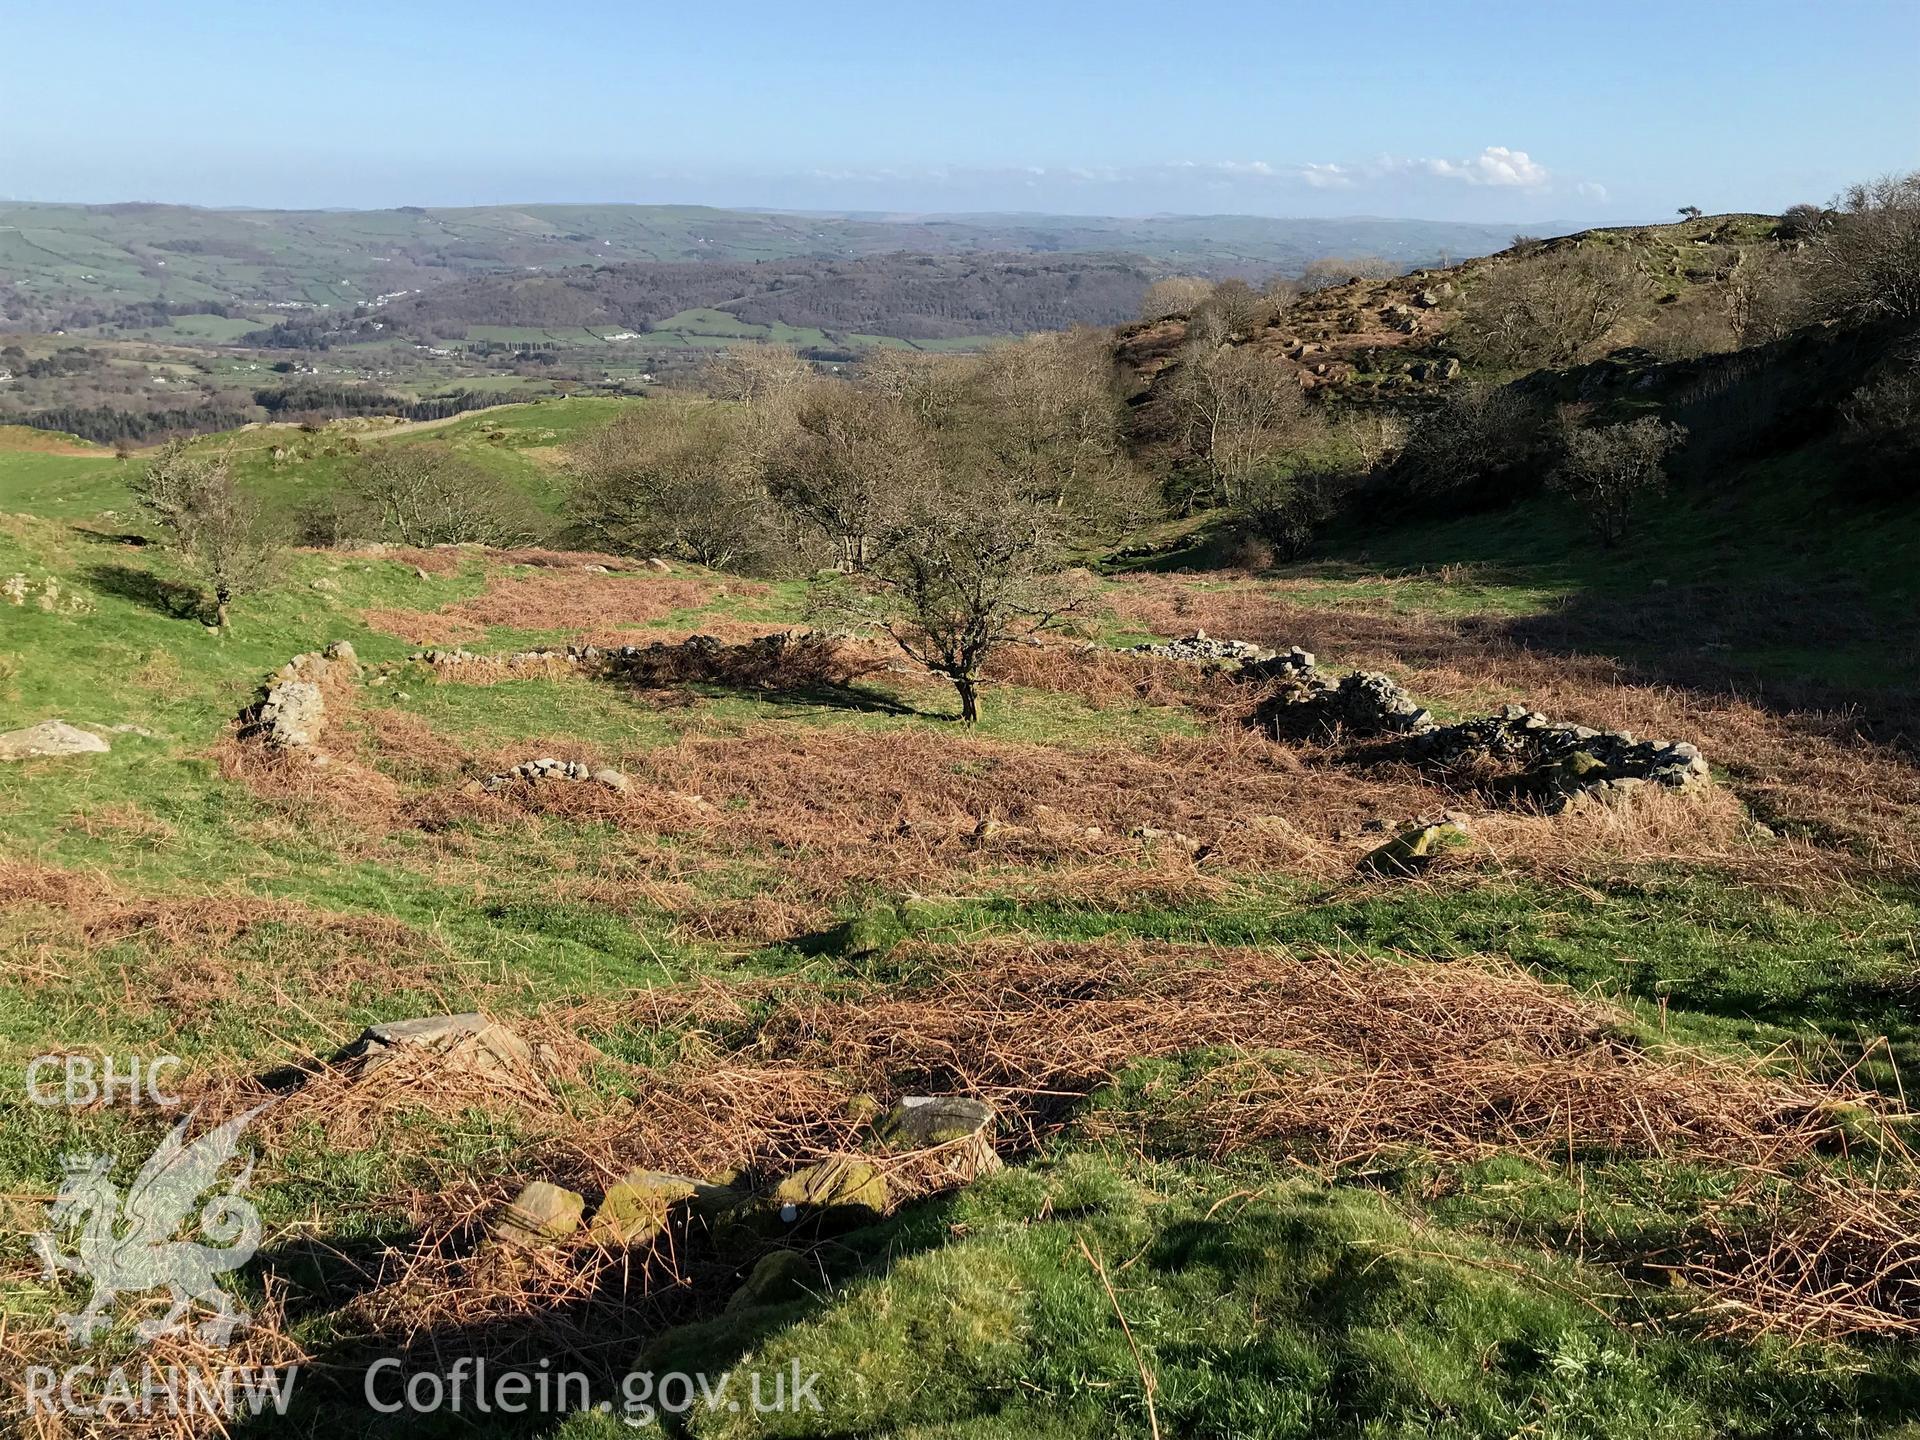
[
  {"xmin": 1359, "ymin": 820, "xmax": 1471, "ymax": 877},
  {"xmin": 725, "ymin": 1249, "xmax": 813, "ymax": 1312},
  {"xmin": 590, "ymin": 1169, "xmax": 738, "ymax": 1245},
  {"xmin": 772, "ymin": 1158, "xmax": 888, "ymax": 1219},
  {"xmin": 494, "ymin": 1180, "xmax": 584, "ymax": 1246}
]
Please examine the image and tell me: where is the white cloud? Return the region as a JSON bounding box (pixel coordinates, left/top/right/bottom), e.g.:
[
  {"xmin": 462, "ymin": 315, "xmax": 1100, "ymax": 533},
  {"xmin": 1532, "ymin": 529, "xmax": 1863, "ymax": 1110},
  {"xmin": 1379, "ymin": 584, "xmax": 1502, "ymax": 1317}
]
[
  {"xmin": 1294, "ymin": 162, "xmax": 1357, "ymax": 190},
  {"xmin": 1422, "ymin": 146, "xmax": 1551, "ymax": 188}
]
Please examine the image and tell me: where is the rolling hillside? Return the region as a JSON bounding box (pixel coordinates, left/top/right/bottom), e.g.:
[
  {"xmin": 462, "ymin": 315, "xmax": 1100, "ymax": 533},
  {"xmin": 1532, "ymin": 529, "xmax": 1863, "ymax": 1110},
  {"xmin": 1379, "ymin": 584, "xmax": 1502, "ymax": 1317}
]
[{"xmin": 0, "ymin": 202, "xmax": 1525, "ymax": 333}]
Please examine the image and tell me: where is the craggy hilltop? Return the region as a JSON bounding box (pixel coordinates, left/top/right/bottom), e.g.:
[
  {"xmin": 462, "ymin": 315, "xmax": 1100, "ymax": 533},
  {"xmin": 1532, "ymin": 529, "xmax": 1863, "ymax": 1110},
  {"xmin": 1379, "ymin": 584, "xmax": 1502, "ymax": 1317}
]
[{"xmin": 3, "ymin": 179, "xmax": 1920, "ymax": 1437}]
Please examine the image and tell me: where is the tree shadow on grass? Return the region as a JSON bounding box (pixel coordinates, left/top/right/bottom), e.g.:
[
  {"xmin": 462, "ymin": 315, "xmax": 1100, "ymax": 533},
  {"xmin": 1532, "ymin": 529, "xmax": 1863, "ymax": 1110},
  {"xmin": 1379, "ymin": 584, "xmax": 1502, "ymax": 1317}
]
[
  {"xmin": 615, "ymin": 678, "xmax": 922, "ymax": 721},
  {"xmin": 81, "ymin": 561, "xmax": 206, "ymax": 622}
]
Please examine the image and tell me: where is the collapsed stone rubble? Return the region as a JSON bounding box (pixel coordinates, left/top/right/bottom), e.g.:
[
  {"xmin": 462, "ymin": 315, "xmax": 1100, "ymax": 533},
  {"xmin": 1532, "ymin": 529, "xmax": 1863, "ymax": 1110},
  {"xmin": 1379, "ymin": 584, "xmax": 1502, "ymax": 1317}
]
[{"xmin": 1134, "ymin": 632, "xmax": 1709, "ymax": 809}]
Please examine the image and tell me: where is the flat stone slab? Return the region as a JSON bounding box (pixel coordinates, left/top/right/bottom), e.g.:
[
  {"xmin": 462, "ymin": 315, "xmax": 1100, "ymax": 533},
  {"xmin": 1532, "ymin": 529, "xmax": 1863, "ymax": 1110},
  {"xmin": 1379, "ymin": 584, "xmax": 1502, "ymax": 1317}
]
[
  {"xmin": 348, "ymin": 1013, "xmax": 534, "ymax": 1077},
  {"xmin": 0, "ymin": 720, "xmax": 110, "ymax": 761}
]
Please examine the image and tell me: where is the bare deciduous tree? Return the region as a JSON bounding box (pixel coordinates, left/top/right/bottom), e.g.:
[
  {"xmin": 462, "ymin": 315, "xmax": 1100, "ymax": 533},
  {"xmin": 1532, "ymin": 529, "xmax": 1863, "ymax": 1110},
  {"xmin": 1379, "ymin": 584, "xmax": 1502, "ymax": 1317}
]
[
  {"xmin": 1802, "ymin": 172, "xmax": 1920, "ymax": 327},
  {"xmin": 860, "ymin": 347, "xmax": 971, "ymax": 428},
  {"xmin": 130, "ymin": 443, "xmax": 282, "ymax": 629},
  {"xmin": 1452, "ymin": 246, "xmax": 1643, "ymax": 371},
  {"xmin": 347, "ymin": 443, "xmax": 543, "ymax": 548},
  {"xmin": 1723, "ymin": 248, "xmax": 1805, "ymax": 346},
  {"xmin": 766, "ymin": 382, "xmax": 928, "ymax": 570},
  {"xmin": 1299, "ymin": 256, "xmax": 1398, "ymax": 293},
  {"xmin": 1138, "ymin": 276, "xmax": 1215, "ymax": 322},
  {"xmin": 814, "ymin": 474, "xmax": 1092, "ymax": 724},
  {"xmin": 1195, "ymin": 278, "xmax": 1264, "ymax": 340},
  {"xmin": 1174, "ymin": 342, "xmax": 1308, "ymax": 507},
  {"xmin": 966, "ymin": 329, "xmax": 1140, "ymax": 522},
  {"xmin": 702, "ymin": 344, "xmax": 814, "ymax": 409},
  {"xmin": 567, "ymin": 404, "xmax": 787, "ymax": 571},
  {"xmin": 1550, "ymin": 415, "xmax": 1685, "ymax": 546}
]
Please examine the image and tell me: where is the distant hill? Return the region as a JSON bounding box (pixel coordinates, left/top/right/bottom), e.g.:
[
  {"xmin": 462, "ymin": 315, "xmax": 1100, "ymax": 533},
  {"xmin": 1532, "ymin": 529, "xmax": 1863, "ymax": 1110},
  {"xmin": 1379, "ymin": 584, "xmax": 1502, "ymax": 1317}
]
[
  {"xmin": 355, "ymin": 253, "xmax": 1163, "ymax": 345},
  {"xmin": 0, "ymin": 202, "xmax": 1524, "ymax": 331}
]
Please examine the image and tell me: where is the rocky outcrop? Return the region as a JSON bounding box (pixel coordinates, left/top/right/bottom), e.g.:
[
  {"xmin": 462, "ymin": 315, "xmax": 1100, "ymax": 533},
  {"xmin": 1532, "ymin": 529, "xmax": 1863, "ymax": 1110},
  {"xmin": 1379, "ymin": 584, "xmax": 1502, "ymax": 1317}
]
[
  {"xmin": 237, "ymin": 642, "xmax": 358, "ymax": 751},
  {"xmin": 0, "ymin": 719, "xmax": 111, "ymax": 761}
]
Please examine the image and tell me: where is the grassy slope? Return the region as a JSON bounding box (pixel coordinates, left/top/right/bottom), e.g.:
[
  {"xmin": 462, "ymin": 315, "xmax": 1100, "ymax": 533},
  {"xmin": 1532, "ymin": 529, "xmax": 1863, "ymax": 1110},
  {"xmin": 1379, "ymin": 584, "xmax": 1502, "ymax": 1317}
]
[{"xmin": 3, "ymin": 404, "xmax": 1919, "ymax": 1437}]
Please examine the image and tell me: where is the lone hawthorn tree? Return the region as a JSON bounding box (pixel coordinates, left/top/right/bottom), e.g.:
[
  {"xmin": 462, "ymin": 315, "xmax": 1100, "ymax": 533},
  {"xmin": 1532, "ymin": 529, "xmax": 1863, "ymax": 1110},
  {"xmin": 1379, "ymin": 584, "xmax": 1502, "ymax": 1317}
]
[
  {"xmin": 130, "ymin": 443, "xmax": 282, "ymax": 629},
  {"xmin": 1550, "ymin": 416, "xmax": 1686, "ymax": 546},
  {"xmin": 815, "ymin": 475, "xmax": 1092, "ymax": 725}
]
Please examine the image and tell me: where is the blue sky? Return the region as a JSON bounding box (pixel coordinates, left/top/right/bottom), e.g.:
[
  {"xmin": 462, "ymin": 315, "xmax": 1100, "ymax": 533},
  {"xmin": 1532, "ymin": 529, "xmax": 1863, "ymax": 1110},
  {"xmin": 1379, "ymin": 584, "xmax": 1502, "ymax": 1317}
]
[{"xmin": 2, "ymin": 0, "xmax": 1915, "ymax": 222}]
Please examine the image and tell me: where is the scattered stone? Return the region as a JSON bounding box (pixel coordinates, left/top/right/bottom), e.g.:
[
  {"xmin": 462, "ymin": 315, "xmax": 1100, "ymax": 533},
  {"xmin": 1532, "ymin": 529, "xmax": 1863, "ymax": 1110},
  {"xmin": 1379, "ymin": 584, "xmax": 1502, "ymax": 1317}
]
[
  {"xmin": 3, "ymin": 574, "xmax": 89, "ymax": 614},
  {"xmin": 309, "ymin": 577, "xmax": 340, "ymax": 593},
  {"xmin": 0, "ymin": 719, "xmax": 111, "ymax": 761},
  {"xmin": 1127, "ymin": 635, "xmax": 1708, "ymax": 810},
  {"xmin": 481, "ymin": 757, "xmax": 613, "ymax": 791},
  {"xmin": 236, "ymin": 646, "xmax": 359, "ymax": 751},
  {"xmin": 495, "ymin": 1181, "xmax": 585, "ymax": 1246},
  {"xmin": 1131, "ymin": 825, "xmax": 1203, "ymax": 855},
  {"xmin": 1248, "ymin": 660, "xmax": 1434, "ymax": 740},
  {"xmin": 772, "ymin": 1158, "xmax": 887, "ymax": 1221},
  {"xmin": 726, "ymin": 1250, "xmax": 812, "ymax": 1311},
  {"xmin": 1403, "ymin": 704, "xmax": 1709, "ymax": 810},
  {"xmin": 590, "ymin": 1170, "xmax": 737, "ymax": 1245},
  {"xmin": 1360, "ymin": 817, "xmax": 1471, "ymax": 876},
  {"xmin": 875, "ymin": 1097, "xmax": 1001, "ymax": 1182},
  {"xmin": 646, "ymin": 557, "xmax": 672, "ymax": 573},
  {"xmin": 347, "ymin": 1012, "xmax": 534, "ymax": 1077},
  {"xmin": 589, "ymin": 767, "xmax": 632, "ymax": 793},
  {"xmin": 1128, "ymin": 630, "xmax": 1278, "ymax": 665}
]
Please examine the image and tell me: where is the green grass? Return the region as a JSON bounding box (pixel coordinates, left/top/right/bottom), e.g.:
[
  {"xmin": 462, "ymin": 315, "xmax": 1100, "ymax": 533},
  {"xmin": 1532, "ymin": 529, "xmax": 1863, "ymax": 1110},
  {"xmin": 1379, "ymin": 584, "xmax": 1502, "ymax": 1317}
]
[{"xmin": 6, "ymin": 399, "xmax": 1920, "ymax": 1437}]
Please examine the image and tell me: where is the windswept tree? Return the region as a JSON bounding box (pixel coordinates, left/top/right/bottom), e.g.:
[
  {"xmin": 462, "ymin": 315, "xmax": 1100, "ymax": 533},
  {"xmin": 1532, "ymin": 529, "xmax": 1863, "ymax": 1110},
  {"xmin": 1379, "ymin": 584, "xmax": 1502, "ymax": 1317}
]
[
  {"xmin": 130, "ymin": 443, "xmax": 282, "ymax": 629},
  {"xmin": 815, "ymin": 472, "xmax": 1092, "ymax": 724},
  {"xmin": 1451, "ymin": 245, "xmax": 1643, "ymax": 371}
]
